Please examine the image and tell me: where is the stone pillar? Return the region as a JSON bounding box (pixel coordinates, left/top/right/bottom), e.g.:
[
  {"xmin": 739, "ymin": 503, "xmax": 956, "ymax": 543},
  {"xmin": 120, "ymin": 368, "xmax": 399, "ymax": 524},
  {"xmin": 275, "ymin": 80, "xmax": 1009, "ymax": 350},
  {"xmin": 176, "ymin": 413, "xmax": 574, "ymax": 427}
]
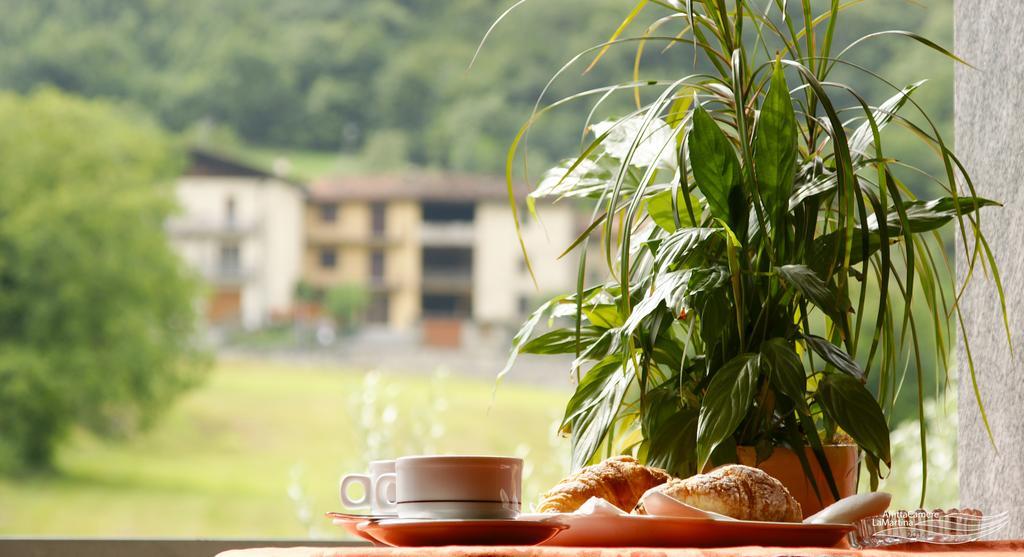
[{"xmin": 955, "ymin": 0, "xmax": 1024, "ymax": 537}]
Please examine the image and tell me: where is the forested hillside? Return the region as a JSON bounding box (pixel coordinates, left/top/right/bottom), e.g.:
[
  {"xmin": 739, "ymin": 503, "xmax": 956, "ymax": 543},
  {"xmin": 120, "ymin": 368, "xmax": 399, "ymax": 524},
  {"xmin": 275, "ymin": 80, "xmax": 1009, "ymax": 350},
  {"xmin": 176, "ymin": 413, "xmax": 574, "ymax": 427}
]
[{"xmin": 0, "ymin": 0, "xmax": 954, "ymax": 176}]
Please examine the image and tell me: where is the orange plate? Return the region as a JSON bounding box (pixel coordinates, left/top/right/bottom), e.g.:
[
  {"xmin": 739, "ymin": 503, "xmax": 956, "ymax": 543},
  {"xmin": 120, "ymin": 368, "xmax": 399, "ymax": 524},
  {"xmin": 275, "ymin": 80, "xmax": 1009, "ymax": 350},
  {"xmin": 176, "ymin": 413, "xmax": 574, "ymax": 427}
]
[
  {"xmin": 327, "ymin": 515, "xmax": 384, "ymax": 545},
  {"xmin": 357, "ymin": 518, "xmax": 568, "ymax": 547},
  {"xmin": 522, "ymin": 513, "xmax": 853, "ymax": 547}
]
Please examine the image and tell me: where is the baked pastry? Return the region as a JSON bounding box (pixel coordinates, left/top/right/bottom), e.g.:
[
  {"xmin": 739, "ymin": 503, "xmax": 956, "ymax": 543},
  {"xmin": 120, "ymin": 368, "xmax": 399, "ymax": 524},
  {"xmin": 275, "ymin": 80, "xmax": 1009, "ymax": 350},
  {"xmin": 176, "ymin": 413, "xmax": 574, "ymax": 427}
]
[
  {"xmin": 653, "ymin": 464, "xmax": 802, "ymax": 522},
  {"xmin": 537, "ymin": 455, "xmax": 670, "ymax": 513}
]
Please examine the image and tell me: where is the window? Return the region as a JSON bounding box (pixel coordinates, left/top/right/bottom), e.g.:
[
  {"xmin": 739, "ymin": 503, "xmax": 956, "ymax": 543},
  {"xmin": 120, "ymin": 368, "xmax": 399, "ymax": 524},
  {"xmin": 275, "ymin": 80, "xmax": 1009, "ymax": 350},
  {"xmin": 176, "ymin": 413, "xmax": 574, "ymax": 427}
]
[
  {"xmin": 370, "ymin": 250, "xmax": 385, "ymax": 282},
  {"xmin": 422, "ymin": 202, "xmax": 474, "ymax": 222},
  {"xmin": 421, "ymin": 247, "xmax": 472, "ymax": 275},
  {"xmin": 319, "ymin": 248, "xmax": 337, "ymax": 269},
  {"xmin": 518, "ymin": 295, "xmax": 530, "ymax": 316},
  {"xmin": 219, "ymin": 243, "xmax": 240, "ymax": 274},
  {"xmin": 225, "ymin": 196, "xmax": 236, "ymax": 226},
  {"xmin": 421, "ymin": 247, "xmax": 472, "ymax": 293},
  {"xmin": 421, "ymin": 293, "xmax": 471, "ymax": 318},
  {"xmin": 320, "ymin": 203, "xmax": 337, "ymax": 222},
  {"xmin": 370, "ymin": 202, "xmax": 387, "ymax": 236},
  {"xmin": 366, "ymin": 292, "xmax": 389, "ymax": 324}
]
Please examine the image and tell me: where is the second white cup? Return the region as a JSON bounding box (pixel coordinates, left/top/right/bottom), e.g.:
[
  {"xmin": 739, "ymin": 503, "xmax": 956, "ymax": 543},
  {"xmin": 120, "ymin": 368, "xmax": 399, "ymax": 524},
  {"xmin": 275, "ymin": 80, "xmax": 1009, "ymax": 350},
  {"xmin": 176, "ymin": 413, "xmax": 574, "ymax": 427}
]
[{"xmin": 339, "ymin": 459, "xmax": 396, "ymax": 515}]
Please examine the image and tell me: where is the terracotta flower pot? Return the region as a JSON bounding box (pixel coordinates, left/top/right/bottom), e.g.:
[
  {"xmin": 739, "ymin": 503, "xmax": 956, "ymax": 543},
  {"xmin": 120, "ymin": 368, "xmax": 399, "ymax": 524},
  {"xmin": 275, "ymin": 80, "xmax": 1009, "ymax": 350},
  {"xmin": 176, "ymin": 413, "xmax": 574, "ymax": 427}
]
[{"xmin": 736, "ymin": 444, "xmax": 859, "ymax": 518}]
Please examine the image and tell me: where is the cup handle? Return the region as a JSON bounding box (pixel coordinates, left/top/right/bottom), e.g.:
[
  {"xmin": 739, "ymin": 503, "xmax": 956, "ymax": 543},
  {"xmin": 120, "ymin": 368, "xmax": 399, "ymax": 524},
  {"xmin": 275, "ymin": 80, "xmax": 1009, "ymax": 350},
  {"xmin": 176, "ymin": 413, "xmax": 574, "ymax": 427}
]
[
  {"xmin": 339, "ymin": 474, "xmax": 371, "ymax": 508},
  {"xmin": 374, "ymin": 473, "xmax": 397, "ymax": 513}
]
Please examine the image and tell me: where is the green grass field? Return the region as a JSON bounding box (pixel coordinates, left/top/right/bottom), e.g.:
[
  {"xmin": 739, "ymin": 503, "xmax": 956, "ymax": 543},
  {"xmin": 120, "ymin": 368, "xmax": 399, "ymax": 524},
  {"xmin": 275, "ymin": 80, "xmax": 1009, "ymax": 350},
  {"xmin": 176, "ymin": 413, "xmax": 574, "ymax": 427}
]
[
  {"xmin": 0, "ymin": 358, "xmax": 957, "ymax": 538},
  {"xmin": 0, "ymin": 359, "xmax": 570, "ymax": 538}
]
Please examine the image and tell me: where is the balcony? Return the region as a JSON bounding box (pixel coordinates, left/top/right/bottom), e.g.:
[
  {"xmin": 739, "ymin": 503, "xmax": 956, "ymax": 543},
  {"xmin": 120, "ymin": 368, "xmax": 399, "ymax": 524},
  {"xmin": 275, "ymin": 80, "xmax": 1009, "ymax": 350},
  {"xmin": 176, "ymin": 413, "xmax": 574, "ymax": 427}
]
[
  {"xmin": 165, "ymin": 218, "xmax": 260, "ymax": 239},
  {"xmin": 420, "ymin": 268, "xmax": 473, "ymax": 293},
  {"xmin": 419, "ymin": 221, "xmax": 474, "ymax": 247},
  {"xmin": 367, "ymin": 274, "xmax": 402, "ymax": 292},
  {"xmin": 305, "ymin": 226, "xmax": 402, "ymax": 247},
  {"xmin": 201, "ymin": 263, "xmax": 255, "ymax": 285}
]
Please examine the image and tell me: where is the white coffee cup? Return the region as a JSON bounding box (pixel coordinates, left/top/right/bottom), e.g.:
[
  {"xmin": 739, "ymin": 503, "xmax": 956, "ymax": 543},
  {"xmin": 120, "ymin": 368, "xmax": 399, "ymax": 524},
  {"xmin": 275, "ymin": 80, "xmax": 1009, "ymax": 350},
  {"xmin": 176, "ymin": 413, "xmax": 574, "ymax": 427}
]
[
  {"xmin": 375, "ymin": 455, "xmax": 522, "ymax": 519},
  {"xmin": 339, "ymin": 459, "xmax": 396, "ymax": 515}
]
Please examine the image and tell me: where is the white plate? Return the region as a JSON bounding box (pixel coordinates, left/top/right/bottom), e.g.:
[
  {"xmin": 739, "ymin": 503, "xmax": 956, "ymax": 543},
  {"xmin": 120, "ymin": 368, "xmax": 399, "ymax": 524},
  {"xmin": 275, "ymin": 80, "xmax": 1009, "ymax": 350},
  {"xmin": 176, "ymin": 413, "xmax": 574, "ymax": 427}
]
[{"xmin": 520, "ymin": 513, "xmax": 853, "ymax": 547}]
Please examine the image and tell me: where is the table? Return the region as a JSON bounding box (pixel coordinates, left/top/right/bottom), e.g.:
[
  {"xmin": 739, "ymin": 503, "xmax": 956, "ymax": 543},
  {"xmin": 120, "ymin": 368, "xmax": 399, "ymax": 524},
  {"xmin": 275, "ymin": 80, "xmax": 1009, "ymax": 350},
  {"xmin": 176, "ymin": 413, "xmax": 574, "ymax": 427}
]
[{"xmin": 216, "ymin": 541, "xmax": 1024, "ymax": 557}]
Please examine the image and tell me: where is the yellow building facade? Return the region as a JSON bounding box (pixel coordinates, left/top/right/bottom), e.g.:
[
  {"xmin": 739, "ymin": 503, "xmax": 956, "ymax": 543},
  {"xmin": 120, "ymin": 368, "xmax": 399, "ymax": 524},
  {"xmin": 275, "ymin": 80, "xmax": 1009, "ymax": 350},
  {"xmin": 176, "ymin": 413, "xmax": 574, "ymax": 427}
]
[
  {"xmin": 302, "ymin": 174, "xmax": 578, "ymax": 339},
  {"xmin": 303, "ymin": 199, "xmax": 422, "ymax": 330}
]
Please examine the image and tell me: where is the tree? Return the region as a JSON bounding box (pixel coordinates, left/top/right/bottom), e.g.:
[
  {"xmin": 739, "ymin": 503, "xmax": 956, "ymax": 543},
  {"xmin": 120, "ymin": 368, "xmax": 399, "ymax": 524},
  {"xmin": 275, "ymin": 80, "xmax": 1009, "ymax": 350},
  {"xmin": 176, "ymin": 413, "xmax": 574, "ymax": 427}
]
[
  {"xmin": 0, "ymin": 88, "xmax": 208, "ymax": 470},
  {"xmin": 325, "ymin": 283, "xmax": 370, "ymax": 334},
  {"xmin": 0, "ymin": 0, "xmax": 953, "ymax": 177}
]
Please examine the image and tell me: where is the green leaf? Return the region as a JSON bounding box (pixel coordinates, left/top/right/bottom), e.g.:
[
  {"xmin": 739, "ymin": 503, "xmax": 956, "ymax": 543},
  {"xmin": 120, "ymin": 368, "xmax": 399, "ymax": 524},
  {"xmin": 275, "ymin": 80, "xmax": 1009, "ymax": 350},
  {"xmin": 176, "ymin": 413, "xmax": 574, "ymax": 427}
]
[
  {"xmin": 684, "ymin": 265, "xmax": 731, "ymax": 303},
  {"xmin": 776, "ymin": 264, "xmax": 844, "ymax": 322},
  {"xmin": 623, "ymin": 261, "xmax": 729, "ymax": 340},
  {"xmin": 654, "ymin": 227, "xmax": 722, "ymax": 271},
  {"xmin": 666, "ymin": 90, "xmax": 696, "ymax": 144},
  {"xmin": 592, "ymin": 116, "xmax": 676, "ymax": 170},
  {"xmin": 869, "ymin": 196, "xmax": 1002, "ymax": 234},
  {"xmin": 498, "ymin": 296, "xmax": 563, "ymax": 381},
  {"xmin": 583, "ymin": 0, "xmax": 649, "ymax": 73},
  {"xmin": 562, "ymin": 358, "xmax": 634, "ymax": 471},
  {"xmin": 696, "ymin": 353, "xmax": 760, "ymax": 471},
  {"xmin": 571, "ymin": 329, "xmax": 615, "ymax": 367},
  {"xmin": 817, "ymin": 373, "xmax": 892, "ymax": 466},
  {"xmin": 534, "ymin": 157, "xmax": 611, "ymax": 200},
  {"xmin": 837, "ymin": 30, "xmax": 971, "ymax": 68},
  {"xmin": 801, "ymin": 334, "xmax": 864, "ymax": 380},
  {"xmin": 688, "ymin": 103, "xmax": 741, "ymax": 224},
  {"xmin": 849, "ymin": 81, "xmax": 923, "ymax": 160},
  {"xmin": 708, "ymin": 435, "xmax": 739, "ymax": 468},
  {"xmin": 651, "ymin": 328, "xmax": 687, "ymax": 371},
  {"xmin": 520, "ymin": 327, "xmax": 604, "ymax": 355},
  {"xmin": 686, "ymin": 266, "xmax": 732, "ymax": 347},
  {"xmin": 812, "ymin": 195, "xmax": 1001, "ymax": 275},
  {"xmin": 788, "ymin": 173, "xmax": 836, "ymax": 210},
  {"xmin": 760, "ymin": 338, "xmax": 807, "ymax": 410},
  {"xmin": 697, "ymin": 289, "xmax": 731, "ymax": 348},
  {"xmin": 618, "ymin": 270, "xmax": 684, "ymax": 335},
  {"xmin": 584, "ymin": 304, "xmax": 623, "ymax": 329},
  {"xmin": 648, "ymin": 189, "xmax": 701, "ymax": 232},
  {"xmin": 753, "ymin": 61, "xmax": 798, "ymax": 222},
  {"xmin": 621, "ymin": 271, "xmax": 688, "ymax": 336},
  {"xmin": 810, "ymin": 228, "xmax": 882, "ymax": 274},
  {"xmin": 780, "ymin": 414, "xmax": 824, "ymax": 504},
  {"xmin": 642, "ymin": 381, "xmax": 700, "ymax": 477},
  {"xmin": 797, "ymin": 410, "xmax": 842, "ymax": 502},
  {"xmin": 645, "ymin": 407, "xmax": 700, "ymax": 477}
]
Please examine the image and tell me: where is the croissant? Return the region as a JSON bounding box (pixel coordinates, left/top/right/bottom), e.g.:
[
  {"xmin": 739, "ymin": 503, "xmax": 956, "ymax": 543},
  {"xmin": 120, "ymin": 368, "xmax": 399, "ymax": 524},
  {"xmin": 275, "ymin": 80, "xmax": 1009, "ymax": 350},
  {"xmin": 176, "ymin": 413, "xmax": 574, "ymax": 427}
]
[
  {"xmin": 537, "ymin": 455, "xmax": 670, "ymax": 513},
  {"xmin": 653, "ymin": 464, "xmax": 802, "ymax": 522}
]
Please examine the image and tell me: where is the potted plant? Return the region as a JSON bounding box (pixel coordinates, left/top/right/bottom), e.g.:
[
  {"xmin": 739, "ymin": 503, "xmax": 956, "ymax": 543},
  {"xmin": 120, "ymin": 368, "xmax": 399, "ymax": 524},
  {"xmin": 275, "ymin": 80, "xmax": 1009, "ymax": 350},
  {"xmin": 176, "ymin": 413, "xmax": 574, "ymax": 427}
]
[{"xmin": 497, "ymin": 0, "xmax": 1006, "ymax": 515}]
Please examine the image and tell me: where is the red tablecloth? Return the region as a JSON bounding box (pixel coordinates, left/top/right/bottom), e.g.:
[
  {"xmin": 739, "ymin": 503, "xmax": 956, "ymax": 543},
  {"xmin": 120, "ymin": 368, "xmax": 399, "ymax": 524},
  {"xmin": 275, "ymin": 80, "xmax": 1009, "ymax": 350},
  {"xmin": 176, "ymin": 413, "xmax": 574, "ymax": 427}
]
[{"xmin": 216, "ymin": 541, "xmax": 1024, "ymax": 557}]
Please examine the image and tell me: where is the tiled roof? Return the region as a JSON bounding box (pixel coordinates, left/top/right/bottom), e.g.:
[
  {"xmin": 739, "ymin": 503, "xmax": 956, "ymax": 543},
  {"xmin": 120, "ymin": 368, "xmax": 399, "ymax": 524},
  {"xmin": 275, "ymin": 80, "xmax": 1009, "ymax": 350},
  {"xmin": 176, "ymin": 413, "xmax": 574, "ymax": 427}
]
[
  {"xmin": 185, "ymin": 147, "xmax": 307, "ymax": 190},
  {"xmin": 309, "ymin": 173, "xmax": 529, "ymax": 202}
]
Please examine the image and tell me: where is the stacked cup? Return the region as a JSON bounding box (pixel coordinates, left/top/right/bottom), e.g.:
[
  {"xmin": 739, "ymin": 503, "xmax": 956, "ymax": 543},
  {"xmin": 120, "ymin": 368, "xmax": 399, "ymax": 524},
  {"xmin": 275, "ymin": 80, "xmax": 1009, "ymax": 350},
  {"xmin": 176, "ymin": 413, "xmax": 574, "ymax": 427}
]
[
  {"xmin": 340, "ymin": 455, "xmax": 522, "ymax": 520},
  {"xmin": 340, "ymin": 460, "xmax": 397, "ymax": 516}
]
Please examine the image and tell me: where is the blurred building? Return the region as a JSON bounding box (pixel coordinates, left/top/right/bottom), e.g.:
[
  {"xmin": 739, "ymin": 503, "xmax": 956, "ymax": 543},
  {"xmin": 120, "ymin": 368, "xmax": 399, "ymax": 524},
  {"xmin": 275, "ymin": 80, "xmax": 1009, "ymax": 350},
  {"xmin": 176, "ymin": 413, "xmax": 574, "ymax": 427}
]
[
  {"xmin": 166, "ymin": 148, "xmax": 305, "ymax": 329},
  {"xmin": 165, "ymin": 153, "xmax": 584, "ymax": 346},
  {"xmin": 305, "ymin": 174, "xmax": 577, "ymax": 346}
]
